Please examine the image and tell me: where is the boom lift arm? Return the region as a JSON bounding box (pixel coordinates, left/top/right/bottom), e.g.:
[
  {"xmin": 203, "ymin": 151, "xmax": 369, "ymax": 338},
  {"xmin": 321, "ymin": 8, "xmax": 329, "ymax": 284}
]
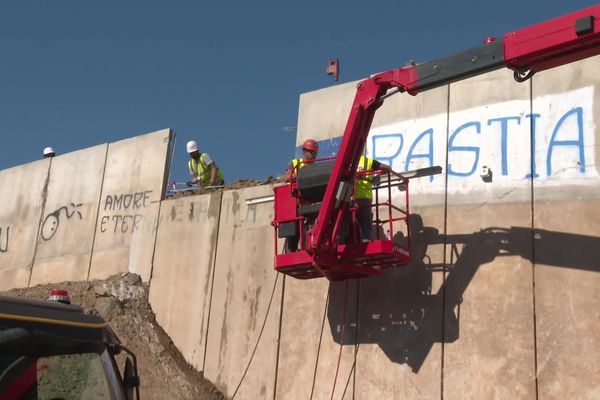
[
  {"xmin": 309, "ymin": 4, "xmax": 600, "ymax": 253},
  {"xmin": 274, "ymin": 4, "xmax": 600, "ymax": 281}
]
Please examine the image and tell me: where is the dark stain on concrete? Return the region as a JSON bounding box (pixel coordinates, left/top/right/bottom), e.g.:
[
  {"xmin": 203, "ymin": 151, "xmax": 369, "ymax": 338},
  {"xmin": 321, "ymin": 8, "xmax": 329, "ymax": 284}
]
[
  {"xmin": 207, "ymin": 192, "xmax": 222, "ymax": 222},
  {"xmin": 219, "ymin": 266, "xmax": 234, "ymax": 364},
  {"xmin": 248, "ymin": 286, "xmax": 262, "ymax": 331},
  {"xmin": 14, "ymin": 194, "xmax": 26, "ymax": 220},
  {"xmin": 200, "ymin": 192, "xmax": 224, "ymax": 355},
  {"xmin": 203, "ymin": 192, "xmax": 223, "ymax": 300},
  {"xmin": 231, "ymin": 192, "xmax": 240, "ymax": 219},
  {"xmin": 188, "ymin": 202, "xmax": 195, "ymax": 222},
  {"xmin": 245, "ymin": 204, "xmax": 257, "ymax": 224}
]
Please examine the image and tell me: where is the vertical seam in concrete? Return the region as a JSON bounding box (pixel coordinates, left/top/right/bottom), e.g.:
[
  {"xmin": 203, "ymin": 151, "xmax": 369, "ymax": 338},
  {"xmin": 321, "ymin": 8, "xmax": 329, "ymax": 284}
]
[
  {"xmin": 147, "ymin": 199, "xmax": 164, "ymax": 283},
  {"xmin": 202, "ymin": 190, "xmax": 224, "ymax": 372},
  {"xmin": 27, "ymin": 158, "xmax": 53, "ymax": 287},
  {"xmin": 440, "ymin": 83, "xmax": 451, "ymax": 400},
  {"xmin": 231, "ymin": 271, "xmax": 281, "ymax": 399},
  {"xmin": 272, "ymin": 274, "xmax": 286, "ymax": 400},
  {"xmin": 160, "ymin": 129, "xmax": 175, "ymax": 200},
  {"xmin": 529, "ymin": 78, "xmax": 540, "ymax": 400},
  {"xmin": 86, "ymin": 144, "xmax": 109, "ymax": 281},
  {"xmin": 146, "ymin": 129, "xmax": 174, "ymax": 281}
]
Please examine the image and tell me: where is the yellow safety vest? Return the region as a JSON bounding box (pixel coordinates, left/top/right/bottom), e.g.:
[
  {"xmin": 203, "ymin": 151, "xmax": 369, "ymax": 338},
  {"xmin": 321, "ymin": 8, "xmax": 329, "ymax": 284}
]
[
  {"xmin": 291, "ymin": 158, "xmax": 305, "ymax": 171},
  {"xmin": 287, "ymin": 159, "xmax": 306, "ymax": 184},
  {"xmin": 355, "ymin": 156, "xmax": 376, "ymax": 200},
  {"xmin": 188, "ymin": 154, "xmax": 224, "ymax": 187}
]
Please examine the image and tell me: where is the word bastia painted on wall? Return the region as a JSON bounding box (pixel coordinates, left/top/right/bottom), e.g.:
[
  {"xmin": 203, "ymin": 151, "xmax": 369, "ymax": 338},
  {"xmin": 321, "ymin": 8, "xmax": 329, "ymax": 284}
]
[{"xmin": 365, "ymin": 87, "xmax": 597, "ymax": 195}]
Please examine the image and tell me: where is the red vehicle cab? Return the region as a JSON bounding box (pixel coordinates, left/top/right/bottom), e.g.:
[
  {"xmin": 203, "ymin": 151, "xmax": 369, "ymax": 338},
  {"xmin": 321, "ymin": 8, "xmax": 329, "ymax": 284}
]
[{"xmin": 0, "ymin": 293, "xmax": 140, "ymax": 400}]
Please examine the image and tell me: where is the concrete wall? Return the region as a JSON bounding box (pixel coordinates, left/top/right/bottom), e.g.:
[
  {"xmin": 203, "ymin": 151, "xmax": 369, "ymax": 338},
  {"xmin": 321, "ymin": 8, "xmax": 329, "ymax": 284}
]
[
  {"xmin": 287, "ymin": 55, "xmax": 600, "ymax": 399},
  {"xmin": 0, "ymin": 129, "xmax": 172, "ymax": 289},
  {"xmin": 149, "ymin": 192, "xmax": 223, "ymax": 371},
  {"xmin": 0, "ymin": 159, "xmax": 51, "ymax": 290},
  {"xmin": 1, "ymin": 57, "xmax": 599, "ymax": 400},
  {"xmin": 532, "ymin": 57, "xmax": 600, "ymax": 399},
  {"xmin": 203, "ymin": 185, "xmax": 282, "ymax": 399},
  {"xmin": 30, "ymin": 144, "xmax": 108, "ymax": 285},
  {"xmin": 89, "ymin": 129, "xmax": 172, "ymax": 282},
  {"xmin": 443, "ymin": 69, "xmax": 536, "ymax": 399}
]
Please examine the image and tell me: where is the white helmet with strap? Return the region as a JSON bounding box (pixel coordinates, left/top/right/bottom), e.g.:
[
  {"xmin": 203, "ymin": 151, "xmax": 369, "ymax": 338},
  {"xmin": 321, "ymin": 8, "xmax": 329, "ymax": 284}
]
[{"xmin": 186, "ymin": 140, "xmax": 199, "ymax": 153}]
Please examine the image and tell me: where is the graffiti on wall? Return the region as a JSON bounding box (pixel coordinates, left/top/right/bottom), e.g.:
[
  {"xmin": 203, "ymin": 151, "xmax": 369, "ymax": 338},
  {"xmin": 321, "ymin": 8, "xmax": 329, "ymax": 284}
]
[
  {"xmin": 221, "ymin": 194, "xmax": 272, "ymax": 226},
  {"xmin": 100, "ymin": 190, "xmax": 153, "ymax": 233},
  {"xmin": 366, "ymin": 86, "xmax": 597, "ymax": 194},
  {"xmin": 0, "ymin": 226, "xmax": 9, "ymax": 253},
  {"xmin": 41, "ymin": 204, "xmax": 83, "ymax": 241},
  {"xmin": 163, "ymin": 199, "xmax": 209, "ymax": 224}
]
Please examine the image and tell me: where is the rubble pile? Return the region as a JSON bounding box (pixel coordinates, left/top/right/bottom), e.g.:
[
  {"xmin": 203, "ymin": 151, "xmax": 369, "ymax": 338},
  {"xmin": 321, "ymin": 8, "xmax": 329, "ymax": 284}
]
[
  {"xmin": 2, "ymin": 273, "xmax": 225, "ymax": 400},
  {"xmin": 169, "ymin": 176, "xmax": 281, "ymax": 198}
]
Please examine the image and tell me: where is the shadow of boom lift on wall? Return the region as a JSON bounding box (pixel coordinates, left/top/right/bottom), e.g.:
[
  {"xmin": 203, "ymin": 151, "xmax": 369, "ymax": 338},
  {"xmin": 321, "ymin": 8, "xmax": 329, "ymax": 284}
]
[{"xmin": 327, "ymin": 214, "xmax": 600, "ymax": 373}]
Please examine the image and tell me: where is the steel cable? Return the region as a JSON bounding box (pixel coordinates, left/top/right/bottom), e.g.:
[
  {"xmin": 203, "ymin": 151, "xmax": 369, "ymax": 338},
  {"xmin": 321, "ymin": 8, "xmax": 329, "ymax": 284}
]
[{"xmin": 231, "ymin": 272, "xmax": 280, "ymax": 399}]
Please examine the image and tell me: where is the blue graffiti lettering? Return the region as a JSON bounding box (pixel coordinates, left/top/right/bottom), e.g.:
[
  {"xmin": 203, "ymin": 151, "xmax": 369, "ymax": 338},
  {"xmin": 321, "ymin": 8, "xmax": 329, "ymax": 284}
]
[
  {"xmin": 303, "ymin": 106, "xmax": 590, "ymax": 183},
  {"xmin": 448, "ymin": 121, "xmax": 481, "ymax": 177},
  {"xmin": 487, "ymin": 116, "xmax": 521, "ymax": 176},
  {"xmin": 525, "ymin": 113, "xmax": 541, "ymax": 179},
  {"xmin": 371, "ymin": 133, "xmax": 404, "ymax": 167},
  {"xmin": 547, "ymin": 107, "xmax": 585, "ymax": 176},
  {"xmin": 405, "ymin": 128, "xmax": 434, "ymax": 181}
]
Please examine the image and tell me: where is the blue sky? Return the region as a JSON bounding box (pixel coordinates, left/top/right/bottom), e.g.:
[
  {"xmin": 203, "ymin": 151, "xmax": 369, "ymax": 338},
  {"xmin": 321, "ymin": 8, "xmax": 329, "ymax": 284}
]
[{"xmin": 0, "ymin": 0, "xmax": 598, "ymax": 184}]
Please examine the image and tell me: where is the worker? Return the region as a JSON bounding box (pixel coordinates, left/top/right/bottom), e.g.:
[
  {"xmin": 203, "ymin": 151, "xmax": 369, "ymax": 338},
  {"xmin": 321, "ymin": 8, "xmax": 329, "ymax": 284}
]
[
  {"xmin": 186, "ymin": 140, "xmax": 224, "ymax": 187},
  {"xmin": 283, "ymin": 139, "xmax": 319, "ymax": 183},
  {"xmin": 339, "ymin": 155, "xmax": 391, "ymax": 243},
  {"xmin": 354, "ymin": 155, "xmax": 392, "ymax": 241},
  {"xmin": 43, "ymin": 147, "xmax": 56, "ymax": 158},
  {"xmin": 282, "ymin": 138, "xmax": 319, "ymax": 252}
]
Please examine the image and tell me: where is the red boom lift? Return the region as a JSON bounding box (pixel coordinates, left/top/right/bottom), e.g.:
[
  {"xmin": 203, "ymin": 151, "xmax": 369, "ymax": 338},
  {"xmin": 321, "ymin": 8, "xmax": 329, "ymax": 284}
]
[{"xmin": 273, "ymin": 4, "xmax": 600, "ymax": 281}]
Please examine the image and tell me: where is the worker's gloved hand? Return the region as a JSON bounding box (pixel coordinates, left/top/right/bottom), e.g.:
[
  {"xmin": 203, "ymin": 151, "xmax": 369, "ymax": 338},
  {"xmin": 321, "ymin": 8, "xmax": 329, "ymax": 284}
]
[{"xmin": 185, "ymin": 181, "xmax": 194, "ymax": 187}]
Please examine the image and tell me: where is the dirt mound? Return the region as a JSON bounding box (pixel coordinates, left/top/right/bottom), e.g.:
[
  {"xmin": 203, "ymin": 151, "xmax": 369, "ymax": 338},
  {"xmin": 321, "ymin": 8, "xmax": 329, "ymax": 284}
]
[{"xmin": 2, "ymin": 273, "xmax": 225, "ymax": 400}]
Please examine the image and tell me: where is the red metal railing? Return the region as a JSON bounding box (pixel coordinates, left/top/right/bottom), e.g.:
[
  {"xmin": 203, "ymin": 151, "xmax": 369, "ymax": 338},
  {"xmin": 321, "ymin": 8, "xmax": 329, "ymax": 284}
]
[{"xmin": 353, "ymin": 168, "xmax": 410, "ymax": 249}]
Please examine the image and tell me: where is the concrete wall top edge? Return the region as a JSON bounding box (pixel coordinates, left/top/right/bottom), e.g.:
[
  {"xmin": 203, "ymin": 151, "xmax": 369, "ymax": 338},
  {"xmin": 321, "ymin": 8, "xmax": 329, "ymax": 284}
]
[
  {"xmin": 0, "ymin": 157, "xmax": 50, "ymax": 175},
  {"xmin": 47, "ymin": 143, "xmax": 108, "ymax": 162},
  {"xmin": 108, "ymin": 128, "xmax": 172, "ymax": 147},
  {"xmin": 102, "ymin": 129, "xmax": 172, "ymax": 200}
]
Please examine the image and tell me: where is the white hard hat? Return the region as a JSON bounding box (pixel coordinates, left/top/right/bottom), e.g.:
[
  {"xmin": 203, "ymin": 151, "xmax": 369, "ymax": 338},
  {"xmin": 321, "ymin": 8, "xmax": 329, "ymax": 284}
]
[
  {"xmin": 186, "ymin": 140, "xmax": 198, "ymax": 153},
  {"xmin": 43, "ymin": 147, "xmax": 55, "ymax": 156}
]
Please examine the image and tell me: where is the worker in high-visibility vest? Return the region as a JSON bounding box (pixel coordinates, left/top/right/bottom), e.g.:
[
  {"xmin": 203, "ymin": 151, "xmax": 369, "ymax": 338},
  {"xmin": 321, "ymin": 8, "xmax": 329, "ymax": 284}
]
[
  {"xmin": 354, "ymin": 155, "xmax": 391, "ymax": 241},
  {"xmin": 283, "ymin": 139, "xmax": 319, "ymax": 183},
  {"xmin": 339, "ymin": 155, "xmax": 391, "ymax": 243},
  {"xmin": 282, "ymin": 139, "xmax": 319, "ymax": 252},
  {"xmin": 186, "ymin": 140, "xmax": 224, "ymax": 187}
]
